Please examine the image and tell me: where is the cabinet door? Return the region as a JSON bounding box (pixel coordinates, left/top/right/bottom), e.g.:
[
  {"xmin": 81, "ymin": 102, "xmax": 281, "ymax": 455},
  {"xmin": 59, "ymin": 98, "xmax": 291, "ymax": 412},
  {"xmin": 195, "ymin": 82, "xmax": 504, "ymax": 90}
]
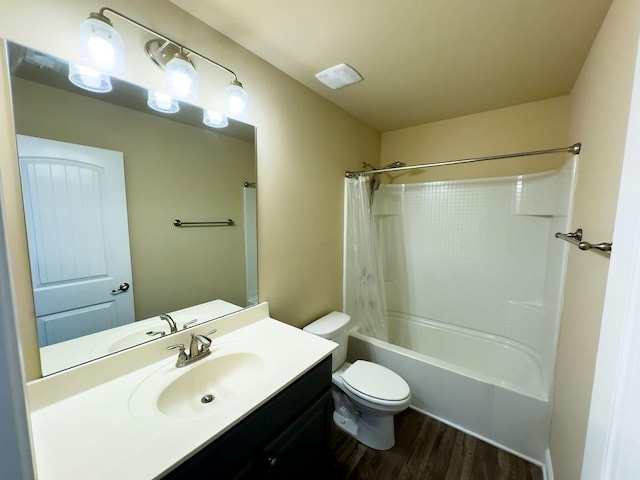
[{"xmin": 259, "ymin": 391, "xmax": 333, "ymax": 480}]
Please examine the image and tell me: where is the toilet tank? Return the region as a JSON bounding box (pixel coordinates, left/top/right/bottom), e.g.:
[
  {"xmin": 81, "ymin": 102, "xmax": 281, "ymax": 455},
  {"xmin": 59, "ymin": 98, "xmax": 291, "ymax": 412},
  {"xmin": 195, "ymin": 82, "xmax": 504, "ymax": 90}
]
[{"xmin": 303, "ymin": 312, "xmax": 350, "ymax": 371}]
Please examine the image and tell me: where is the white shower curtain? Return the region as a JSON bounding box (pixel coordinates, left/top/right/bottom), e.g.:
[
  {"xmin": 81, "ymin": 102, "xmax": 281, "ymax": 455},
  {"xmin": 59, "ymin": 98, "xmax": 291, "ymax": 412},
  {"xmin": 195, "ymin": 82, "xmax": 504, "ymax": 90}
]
[{"xmin": 344, "ymin": 176, "xmax": 389, "ymax": 341}]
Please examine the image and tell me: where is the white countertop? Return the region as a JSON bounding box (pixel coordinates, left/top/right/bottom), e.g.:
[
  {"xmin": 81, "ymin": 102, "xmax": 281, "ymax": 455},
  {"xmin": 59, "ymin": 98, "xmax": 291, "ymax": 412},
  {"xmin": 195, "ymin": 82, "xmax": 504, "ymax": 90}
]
[{"xmin": 27, "ymin": 303, "xmax": 336, "ymax": 480}]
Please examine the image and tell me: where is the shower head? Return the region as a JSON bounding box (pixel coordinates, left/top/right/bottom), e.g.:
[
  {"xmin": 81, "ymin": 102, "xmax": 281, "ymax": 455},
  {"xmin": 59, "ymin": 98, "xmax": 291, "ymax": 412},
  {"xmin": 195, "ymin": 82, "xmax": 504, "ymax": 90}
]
[{"xmin": 365, "ymin": 161, "xmax": 406, "ymax": 205}]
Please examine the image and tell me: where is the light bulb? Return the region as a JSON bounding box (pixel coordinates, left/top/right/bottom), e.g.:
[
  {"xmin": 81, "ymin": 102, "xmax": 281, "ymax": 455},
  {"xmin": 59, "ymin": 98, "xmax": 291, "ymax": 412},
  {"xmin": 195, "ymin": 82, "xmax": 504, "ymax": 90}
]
[
  {"xmin": 224, "ymin": 80, "xmax": 249, "ymax": 122},
  {"xmin": 79, "ymin": 14, "xmax": 124, "ymax": 74},
  {"xmin": 165, "ymin": 55, "xmax": 197, "ymax": 101},
  {"xmin": 87, "ymin": 36, "xmax": 116, "ymax": 69},
  {"xmin": 147, "ymin": 90, "xmax": 179, "ymax": 114},
  {"xmin": 203, "ymin": 110, "xmax": 229, "ymax": 128},
  {"xmin": 68, "ymin": 63, "xmax": 112, "ymax": 93}
]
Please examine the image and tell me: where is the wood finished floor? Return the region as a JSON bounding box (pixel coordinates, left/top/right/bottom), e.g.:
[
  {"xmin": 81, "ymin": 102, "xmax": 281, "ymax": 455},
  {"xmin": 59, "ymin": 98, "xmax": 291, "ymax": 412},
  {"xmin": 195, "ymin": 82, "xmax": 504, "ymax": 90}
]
[{"xmin": 328, "ymin": 408, "xmax": 543, "ymax": 480}]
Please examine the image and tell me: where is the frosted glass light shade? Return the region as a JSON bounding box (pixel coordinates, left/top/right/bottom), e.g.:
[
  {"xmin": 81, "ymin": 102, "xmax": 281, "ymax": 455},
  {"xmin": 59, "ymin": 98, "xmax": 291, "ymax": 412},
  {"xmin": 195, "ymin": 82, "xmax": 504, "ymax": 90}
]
[
  {"xmin": 224, "ymin": 81, "xmax": 249, "ymax": 122},
  {"xmin": 203, "ymin": 110, "xmax": 229, "ymax": 128},
  {"xmin": 79, "ymin": 15, "xmax": 124, "ymax": 74},
  {"xmin": 147, "ymin": 90, "xmax": 179, "ymax": 114},
  {"xmin": 68, "ymin": 63, "xmax": 112, "ymax": 93},
  {"xmin": 165, "ymin": 55, "xmax": 197, "ymax": 101}
]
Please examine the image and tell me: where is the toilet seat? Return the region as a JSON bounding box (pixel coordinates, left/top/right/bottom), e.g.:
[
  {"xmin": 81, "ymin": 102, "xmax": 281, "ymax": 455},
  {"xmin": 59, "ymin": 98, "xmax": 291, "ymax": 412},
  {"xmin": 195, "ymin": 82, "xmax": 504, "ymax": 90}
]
[{"xmin": 342, "ymin": 360, "xmax": 410, "ymax": 405}]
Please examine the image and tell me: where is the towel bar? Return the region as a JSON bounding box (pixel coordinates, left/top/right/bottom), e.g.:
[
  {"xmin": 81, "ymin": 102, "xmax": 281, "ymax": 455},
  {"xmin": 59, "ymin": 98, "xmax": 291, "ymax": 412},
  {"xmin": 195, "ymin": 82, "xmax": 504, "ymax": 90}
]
[
  {"xmin": 555, "ymin": 229, "xmax": 612, "ymax": 253},
  {"xmin": 173, "ymin": 219, "xmax": 235, "ymax": 227}
]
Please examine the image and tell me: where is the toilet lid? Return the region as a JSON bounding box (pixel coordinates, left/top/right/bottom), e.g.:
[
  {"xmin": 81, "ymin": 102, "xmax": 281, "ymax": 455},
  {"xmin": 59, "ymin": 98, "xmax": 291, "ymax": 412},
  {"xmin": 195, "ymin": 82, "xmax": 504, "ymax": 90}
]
[{"xmin": 342, "ymin": 360, "xmax": 410, "ymax": 402}]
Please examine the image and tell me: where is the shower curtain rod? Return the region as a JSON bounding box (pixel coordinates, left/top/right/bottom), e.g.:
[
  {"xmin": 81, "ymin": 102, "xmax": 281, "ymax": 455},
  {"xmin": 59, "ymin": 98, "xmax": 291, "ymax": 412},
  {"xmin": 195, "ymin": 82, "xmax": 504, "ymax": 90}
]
[{"xmin": 344, "ymin": 143, "xmax": 581, "ymax": 178}]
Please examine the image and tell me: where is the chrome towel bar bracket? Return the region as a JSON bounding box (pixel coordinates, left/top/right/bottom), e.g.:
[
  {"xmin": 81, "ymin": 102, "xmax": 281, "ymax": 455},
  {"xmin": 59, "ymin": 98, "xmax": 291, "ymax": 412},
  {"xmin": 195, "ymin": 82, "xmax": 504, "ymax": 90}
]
[{"xmin": 555, "ymin": 228, "xmax": 612, "ymax": 253}]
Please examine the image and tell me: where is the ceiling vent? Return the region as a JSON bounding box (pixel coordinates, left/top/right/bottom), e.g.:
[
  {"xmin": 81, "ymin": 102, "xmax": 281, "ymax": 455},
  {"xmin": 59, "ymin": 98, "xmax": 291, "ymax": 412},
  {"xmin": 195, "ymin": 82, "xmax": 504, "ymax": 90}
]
[{"xmin": 315, "ymin": 63, "xmax": 363, "ymax": 89}]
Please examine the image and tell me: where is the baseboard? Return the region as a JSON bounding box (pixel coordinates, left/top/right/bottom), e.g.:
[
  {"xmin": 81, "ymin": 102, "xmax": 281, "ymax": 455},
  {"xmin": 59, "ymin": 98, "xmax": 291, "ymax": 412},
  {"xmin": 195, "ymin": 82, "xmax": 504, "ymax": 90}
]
[{"xmin": 543, "ymin": 448, "xmax": 554, "ymax": 480}]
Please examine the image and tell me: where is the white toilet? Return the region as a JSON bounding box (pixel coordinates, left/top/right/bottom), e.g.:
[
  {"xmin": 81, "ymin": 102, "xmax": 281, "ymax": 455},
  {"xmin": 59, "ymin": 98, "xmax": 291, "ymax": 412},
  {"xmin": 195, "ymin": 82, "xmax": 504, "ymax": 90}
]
[{"xmin": 303, "ymin": 311, "xmax": 411, "ymax": 450}]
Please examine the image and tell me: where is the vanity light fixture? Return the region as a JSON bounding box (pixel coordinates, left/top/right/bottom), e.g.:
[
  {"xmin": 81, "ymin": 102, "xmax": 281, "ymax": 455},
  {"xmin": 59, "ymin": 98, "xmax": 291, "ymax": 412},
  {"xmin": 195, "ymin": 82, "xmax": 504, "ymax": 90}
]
[
  {"xmin": 68, "ymin": 62, "xmax": 113, "ymax": 93},
  {"xmin": 74, "ymin": 7, "xmax": 249, "ymax": 124},
  {"xmin": 164, "ymin": 51, "xmax": 198, "ymax": 101},
  {"xmin": 224, "ymin": 80, "xmax": 249, "ymax": 122},
  {"xmin": 78, "ymin": 12, "xmax": 125, "ymax": 75},
  {"xmin": 147, "ymin": 90, "xmax": 179, "ymax": 114},
  {"xmin": 145, "ymin": 39, "xmax": 198, "ymax": 102},
  {"xmin": 203, "ymin": 109, "xmax": 229, "ymax": 128}
]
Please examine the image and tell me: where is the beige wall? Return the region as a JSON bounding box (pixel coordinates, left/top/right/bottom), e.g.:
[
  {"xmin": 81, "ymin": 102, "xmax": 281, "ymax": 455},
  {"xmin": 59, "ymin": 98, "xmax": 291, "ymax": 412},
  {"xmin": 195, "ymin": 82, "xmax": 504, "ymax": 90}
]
[
  {"xmin": 12, "ymin": 78, "xmax": 254, "ymax": 320},
  {"xmin": 0, "ymin": 0, "xmax": 379, "ymax": 380},
  {"xmin": 379, "ymin": 4, "xmax": 640, "ymax": 474},
  {"xmin": 3, "ymin": 8, "xmax": 634, "ymax": 476},
  {"xmin": 381, "ymin": 96, "xmax": 571, "ymax": 183},
  {"xmin": 551, "ymin": 0, "xmax": 640, "ymax": 478}
]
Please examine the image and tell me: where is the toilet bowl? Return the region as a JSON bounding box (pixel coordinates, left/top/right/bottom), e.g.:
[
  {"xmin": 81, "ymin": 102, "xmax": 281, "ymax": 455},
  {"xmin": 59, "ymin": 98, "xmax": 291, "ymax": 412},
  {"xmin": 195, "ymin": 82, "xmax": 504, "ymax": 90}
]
[{"xmin": 303, "ymin": 312, "xmax": 411, "ymax": 450}]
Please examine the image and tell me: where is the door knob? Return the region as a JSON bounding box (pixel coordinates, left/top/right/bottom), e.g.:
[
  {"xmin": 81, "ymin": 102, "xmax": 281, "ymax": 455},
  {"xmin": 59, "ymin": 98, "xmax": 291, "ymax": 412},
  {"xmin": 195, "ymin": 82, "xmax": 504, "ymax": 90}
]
[{"xmin": 111, "ymin": 282, "xmax": 130, "ymax": 295}]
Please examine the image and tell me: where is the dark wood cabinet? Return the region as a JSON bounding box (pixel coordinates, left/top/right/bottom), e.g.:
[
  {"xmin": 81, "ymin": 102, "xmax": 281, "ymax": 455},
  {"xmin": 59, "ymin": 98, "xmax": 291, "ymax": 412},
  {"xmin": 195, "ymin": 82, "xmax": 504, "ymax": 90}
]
[{"xmin": 163, "ymin": 356, "xmax": 332, "ymax": 480}]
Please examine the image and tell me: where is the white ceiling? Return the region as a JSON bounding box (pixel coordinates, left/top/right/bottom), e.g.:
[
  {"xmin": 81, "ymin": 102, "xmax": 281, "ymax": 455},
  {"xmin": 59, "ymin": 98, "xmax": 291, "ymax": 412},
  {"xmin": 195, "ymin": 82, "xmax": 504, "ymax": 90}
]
[{"xmin": 170, "ymin": 0, "xmax": 612, "ymax": 132}]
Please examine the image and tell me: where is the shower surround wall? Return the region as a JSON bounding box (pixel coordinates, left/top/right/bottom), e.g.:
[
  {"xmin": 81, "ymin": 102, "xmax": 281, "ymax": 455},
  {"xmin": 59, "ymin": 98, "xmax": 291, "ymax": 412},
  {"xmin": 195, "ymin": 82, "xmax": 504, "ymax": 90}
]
[
  {"xmin": 377, "ymin": 160, "xmax": 576, "ymax": 397},
  {"xmin": 350, "ymin": 159, "xmax": 577, "ymax": 459}
]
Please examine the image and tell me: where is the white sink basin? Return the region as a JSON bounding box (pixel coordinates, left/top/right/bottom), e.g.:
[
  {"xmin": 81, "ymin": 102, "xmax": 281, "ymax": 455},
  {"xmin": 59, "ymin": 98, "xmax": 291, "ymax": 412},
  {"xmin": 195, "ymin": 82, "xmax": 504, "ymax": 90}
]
[
  {"xmin": 157, "ymin": 352, "xmax": 265, "ymax": 417},
  {"xmin": 129, "ymin": 348, "xmax": 266, "ymax": 420}
]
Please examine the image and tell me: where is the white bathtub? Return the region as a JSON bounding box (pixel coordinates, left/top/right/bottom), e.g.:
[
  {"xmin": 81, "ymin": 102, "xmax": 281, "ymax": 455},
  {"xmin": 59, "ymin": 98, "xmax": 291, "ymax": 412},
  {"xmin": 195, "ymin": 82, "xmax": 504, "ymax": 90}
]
[{"xmin": 347, "ymin": 311, "xmax": 551, "ymax": 463}]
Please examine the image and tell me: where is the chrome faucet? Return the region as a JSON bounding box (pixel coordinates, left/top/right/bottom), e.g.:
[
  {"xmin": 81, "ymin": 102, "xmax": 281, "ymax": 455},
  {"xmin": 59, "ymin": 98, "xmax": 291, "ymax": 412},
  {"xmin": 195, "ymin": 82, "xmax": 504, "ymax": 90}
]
[
  {"xmin": 167, "ymin": 329, "xmax": 217, "ymax": 367},
  {"xmin": 159, "ymin": 314, "xmax": 178, "ymax": 333}
]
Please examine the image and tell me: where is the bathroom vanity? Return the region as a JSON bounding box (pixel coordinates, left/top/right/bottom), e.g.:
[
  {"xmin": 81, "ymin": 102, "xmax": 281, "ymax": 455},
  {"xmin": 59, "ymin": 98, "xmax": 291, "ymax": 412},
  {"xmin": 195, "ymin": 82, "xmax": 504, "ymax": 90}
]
[
  {"xmin": 165, "ymin": 357, "xmax": 332, "ymax": 479},
  {"xmin": 26, "ymin": 303, "xmax": 336, "ymax": 480}
]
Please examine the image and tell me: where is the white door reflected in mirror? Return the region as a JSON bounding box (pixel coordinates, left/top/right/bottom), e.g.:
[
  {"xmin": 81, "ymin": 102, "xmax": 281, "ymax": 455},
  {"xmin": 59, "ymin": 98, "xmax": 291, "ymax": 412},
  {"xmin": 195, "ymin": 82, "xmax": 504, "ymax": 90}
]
[{"xmin": 17, "ymin": 135, "xmax": 135, "ymax": 346}]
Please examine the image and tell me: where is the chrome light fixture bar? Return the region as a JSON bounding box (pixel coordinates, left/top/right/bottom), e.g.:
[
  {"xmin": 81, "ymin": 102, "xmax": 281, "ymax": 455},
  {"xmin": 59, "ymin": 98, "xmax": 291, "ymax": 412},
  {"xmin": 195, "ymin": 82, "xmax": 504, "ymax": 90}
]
[{"xmin": 74, "ymin": 6, "xmax": 248, "ymax": 124}]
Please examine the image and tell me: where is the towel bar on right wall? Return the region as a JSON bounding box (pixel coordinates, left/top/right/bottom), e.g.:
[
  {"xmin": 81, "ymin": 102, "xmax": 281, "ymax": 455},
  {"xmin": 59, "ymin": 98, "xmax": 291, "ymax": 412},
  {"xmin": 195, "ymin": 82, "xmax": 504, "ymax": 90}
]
[{"xmin": 555, "ymin": 228, "xmax": 612, "ymax": 253}]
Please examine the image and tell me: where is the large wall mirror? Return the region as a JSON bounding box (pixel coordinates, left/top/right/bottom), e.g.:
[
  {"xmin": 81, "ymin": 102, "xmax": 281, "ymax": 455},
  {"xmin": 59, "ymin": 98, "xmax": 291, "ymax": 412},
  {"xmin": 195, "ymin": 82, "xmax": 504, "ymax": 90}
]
[{"xmin": 6, "ymin": 41, "xmax": 257, "ymax": 376}]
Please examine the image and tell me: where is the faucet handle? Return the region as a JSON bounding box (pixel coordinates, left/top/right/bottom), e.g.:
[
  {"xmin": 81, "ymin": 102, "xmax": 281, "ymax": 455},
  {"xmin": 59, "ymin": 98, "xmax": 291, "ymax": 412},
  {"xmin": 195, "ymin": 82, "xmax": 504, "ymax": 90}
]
[
  {"xmin": 146, "ymin": 330, "xmax": 166, "ymax": 338},
  {"xmin": 192, "ymin": 332, "xmax": 212, "ymax": 345},
  {"xmin": 199, "ymin": 330, "xmax": 217, "ymax": 353},
  {"xmin": 182, "ymin": 319, "xmax": 198, "ymax": 330},
  {"xmin": 167, "ymin": 344, "xmax": 188, "ymax": 367},
  {"xmin": 189, "ymin": 331, "xmax": 213, "ymax": 355}
]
